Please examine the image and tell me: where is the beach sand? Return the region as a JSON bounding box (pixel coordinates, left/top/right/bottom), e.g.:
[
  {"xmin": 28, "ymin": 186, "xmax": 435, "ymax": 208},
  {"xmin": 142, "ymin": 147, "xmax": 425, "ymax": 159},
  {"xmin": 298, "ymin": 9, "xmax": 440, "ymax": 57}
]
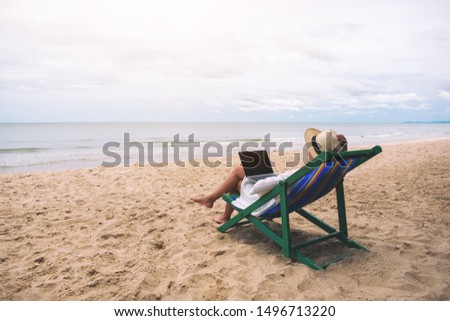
[{"xmin": 1, "ymin": 138, "xmax": 449, "ymax": 300}]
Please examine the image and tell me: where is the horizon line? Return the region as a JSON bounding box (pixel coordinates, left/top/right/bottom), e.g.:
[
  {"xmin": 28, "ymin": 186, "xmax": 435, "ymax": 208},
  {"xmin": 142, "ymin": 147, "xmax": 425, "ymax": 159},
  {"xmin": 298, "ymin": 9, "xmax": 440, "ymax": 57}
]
[{"xmin": 1, "ymin": 120, "xmax": 449, "ymax": 125}]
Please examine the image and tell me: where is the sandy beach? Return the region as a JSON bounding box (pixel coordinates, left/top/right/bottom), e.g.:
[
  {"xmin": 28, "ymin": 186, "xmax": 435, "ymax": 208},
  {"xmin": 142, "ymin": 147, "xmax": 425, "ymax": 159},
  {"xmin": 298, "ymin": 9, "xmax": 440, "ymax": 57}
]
[{"xmin": 1, "ymin": 138, "xmax": 449, "ymax": 301}]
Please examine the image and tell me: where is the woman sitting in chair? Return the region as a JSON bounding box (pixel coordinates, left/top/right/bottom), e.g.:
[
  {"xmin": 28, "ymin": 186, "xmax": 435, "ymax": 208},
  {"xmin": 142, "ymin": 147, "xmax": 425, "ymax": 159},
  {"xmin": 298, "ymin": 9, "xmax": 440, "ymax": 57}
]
[{"xmin": 191, "ymin": 129, "xmax": 347, "ymax": 224}]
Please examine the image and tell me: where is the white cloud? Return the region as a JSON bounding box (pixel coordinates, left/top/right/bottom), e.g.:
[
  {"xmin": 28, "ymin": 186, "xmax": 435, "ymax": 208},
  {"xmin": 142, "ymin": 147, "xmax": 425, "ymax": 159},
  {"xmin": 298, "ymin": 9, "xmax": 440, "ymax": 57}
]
[
  {"xmin": 1, "ymin": 0, "xmax": 450, "ymax": 121},
  {"xmin": 325, "ymin": 91, "xmax": 432, "ymax": 113},
  {"xmin": 236, "ymin": 98, "xmax": 308, "ymax": 112},
  {"xmin": 438, "ymin": 90, "xmax": 450, "ymax": 100},
  {"xmin": 365, "ymin": 93, "xmax": 426, "ymax": 103},
  {"xmin": 237, "ymin": 106, "xmax": 300, "ymax": 113}
]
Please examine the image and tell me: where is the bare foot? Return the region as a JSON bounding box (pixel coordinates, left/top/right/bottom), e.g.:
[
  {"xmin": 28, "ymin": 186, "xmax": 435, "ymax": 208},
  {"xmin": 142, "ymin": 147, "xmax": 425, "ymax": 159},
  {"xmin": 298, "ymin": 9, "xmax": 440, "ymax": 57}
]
[
  {"xmin": 211, "ymin": 214, "xmax": 229, "ymax": 224},
  {"xmin": 190, "ymin": 195, "xmax": 214, "ymax": 208}
]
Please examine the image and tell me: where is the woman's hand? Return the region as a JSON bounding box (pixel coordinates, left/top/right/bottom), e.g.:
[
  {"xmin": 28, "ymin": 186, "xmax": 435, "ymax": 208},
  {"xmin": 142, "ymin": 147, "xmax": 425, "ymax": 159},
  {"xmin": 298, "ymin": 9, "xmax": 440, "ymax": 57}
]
[{"xmin": 336, "ymin": 134, "xmax": 348, "ymax": 151}]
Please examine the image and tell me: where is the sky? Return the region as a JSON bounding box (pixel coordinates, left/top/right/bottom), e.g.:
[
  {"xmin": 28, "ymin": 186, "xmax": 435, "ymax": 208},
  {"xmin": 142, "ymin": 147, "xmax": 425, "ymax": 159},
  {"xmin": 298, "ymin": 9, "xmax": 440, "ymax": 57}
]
[{"xmin": 1, "ymin": 0, "xmax": 450, "ymax": 123}]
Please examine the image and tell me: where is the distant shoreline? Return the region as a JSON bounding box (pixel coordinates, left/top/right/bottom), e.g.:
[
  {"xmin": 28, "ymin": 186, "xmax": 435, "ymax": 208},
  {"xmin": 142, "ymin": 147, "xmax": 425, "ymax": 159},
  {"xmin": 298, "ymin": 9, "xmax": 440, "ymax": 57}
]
[{"xmin": 403, "ymin": 121, "xmax": 450, "ymax": 124}]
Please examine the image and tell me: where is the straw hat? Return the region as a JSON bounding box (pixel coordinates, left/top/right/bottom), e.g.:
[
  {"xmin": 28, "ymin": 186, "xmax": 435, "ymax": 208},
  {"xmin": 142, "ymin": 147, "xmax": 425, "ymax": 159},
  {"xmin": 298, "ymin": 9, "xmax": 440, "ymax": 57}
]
[{"xmin": 304, "ymin": 128, "xmax": 341, "ymax": 158}]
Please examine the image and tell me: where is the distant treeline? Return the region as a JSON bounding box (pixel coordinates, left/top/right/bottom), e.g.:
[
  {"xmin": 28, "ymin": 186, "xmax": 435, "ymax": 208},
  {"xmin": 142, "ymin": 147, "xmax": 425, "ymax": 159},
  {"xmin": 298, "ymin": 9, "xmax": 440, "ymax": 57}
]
[{"xmin": 403, "ymin": 121, "xmax": 450, "ymax": 124}]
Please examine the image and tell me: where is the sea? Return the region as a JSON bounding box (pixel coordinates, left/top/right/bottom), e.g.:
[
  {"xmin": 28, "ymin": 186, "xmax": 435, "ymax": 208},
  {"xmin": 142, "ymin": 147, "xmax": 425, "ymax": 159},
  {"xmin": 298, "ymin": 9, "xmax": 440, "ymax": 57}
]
[{"xmin": 0, "ymin": 122, "xmax": 449, "ymax": 173}]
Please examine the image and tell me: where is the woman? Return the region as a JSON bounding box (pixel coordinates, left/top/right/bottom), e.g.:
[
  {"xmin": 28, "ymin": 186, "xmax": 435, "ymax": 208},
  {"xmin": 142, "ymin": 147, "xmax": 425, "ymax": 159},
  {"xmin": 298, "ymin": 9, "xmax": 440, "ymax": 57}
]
[{"xmin": 191, "ymin": 129, "xmax": 347, "ymax": 224}]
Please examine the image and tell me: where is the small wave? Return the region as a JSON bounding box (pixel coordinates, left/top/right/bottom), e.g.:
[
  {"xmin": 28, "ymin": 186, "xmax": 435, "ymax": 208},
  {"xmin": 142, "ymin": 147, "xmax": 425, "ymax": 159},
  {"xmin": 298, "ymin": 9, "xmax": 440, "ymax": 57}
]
[
  {"xmin": 71, "ymin": 146, "xmax": 97, "ymax": 149},
  {"xmin": 138, "ymin": 138, "xmax": 266, "ymax": 144},
  {"xmin": 363, "ymin": 132, "xmax": 405, "ymax": 138},
  {"xmin": 0, "ymin": 147, "xmax": 50, "ymax": 153},
  {"xmin": 238, "ymin": 138, "xmax": 264, "ymax": 142},
  {"xmin": 0, "ymin": 158, "xmax": 99, "ymax": 168},
  {"xmin": 139, "ymin": 140, "xmax": 169, "ymax": 144}
]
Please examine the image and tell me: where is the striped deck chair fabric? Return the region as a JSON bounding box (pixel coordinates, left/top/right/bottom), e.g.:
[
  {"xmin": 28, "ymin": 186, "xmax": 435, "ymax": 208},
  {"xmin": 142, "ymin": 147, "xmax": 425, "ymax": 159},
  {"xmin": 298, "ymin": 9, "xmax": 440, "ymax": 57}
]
[{"xmin": 259, "ymin": 157, "xmax": 361, "ymax": 218}]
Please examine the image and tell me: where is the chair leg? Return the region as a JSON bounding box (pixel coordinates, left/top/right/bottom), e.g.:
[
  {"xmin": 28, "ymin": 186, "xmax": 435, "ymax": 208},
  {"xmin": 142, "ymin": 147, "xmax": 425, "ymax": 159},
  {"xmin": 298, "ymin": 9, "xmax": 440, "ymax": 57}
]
[
  {"xmin": 218, "ymin": 208, "xmax": 251, "ymax": 232},
  {"xmin": 293, "ymin": 251, "xmax": 323, "ymax": 270},
  {"xmin": 336, "ymin": 181, "xmax": 348, "ymax": 237},
  {"xmin": 335, "ymin": 181, "xmax": 368, "ymax": 251},
  {"xmin": 279, "ymin": 181, "xmax": 291, "ymax": 258}
]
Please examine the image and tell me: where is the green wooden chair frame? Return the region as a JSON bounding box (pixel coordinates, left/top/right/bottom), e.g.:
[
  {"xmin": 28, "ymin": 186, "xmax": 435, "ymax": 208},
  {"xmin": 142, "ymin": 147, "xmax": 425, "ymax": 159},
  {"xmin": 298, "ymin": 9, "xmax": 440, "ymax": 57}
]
[{"xmin": 218, "ymin": 146, "xmax": 382, "ymax": 270}]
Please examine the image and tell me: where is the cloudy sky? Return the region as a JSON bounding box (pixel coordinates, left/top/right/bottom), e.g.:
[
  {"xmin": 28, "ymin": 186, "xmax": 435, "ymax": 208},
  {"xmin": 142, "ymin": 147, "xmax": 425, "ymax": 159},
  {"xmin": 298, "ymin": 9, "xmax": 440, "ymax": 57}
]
[{"xmin": 1, "ymin": 0, "xmax": 450, "ymax": 122}]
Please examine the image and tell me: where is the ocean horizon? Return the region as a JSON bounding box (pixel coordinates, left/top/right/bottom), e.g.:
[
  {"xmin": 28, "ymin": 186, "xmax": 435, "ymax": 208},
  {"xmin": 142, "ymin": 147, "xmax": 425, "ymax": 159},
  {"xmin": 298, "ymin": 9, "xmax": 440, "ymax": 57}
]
[{"xmin": 1, "ymin": 122, "xmax": 449, "ymax": 173}]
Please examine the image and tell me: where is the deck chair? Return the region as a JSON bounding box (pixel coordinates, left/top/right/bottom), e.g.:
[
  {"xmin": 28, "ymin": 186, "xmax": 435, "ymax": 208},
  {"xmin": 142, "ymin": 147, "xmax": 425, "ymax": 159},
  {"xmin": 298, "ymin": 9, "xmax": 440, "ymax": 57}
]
[{"xmin": 218, "ymin": 146, "xmax": 382, "ymax": 270}]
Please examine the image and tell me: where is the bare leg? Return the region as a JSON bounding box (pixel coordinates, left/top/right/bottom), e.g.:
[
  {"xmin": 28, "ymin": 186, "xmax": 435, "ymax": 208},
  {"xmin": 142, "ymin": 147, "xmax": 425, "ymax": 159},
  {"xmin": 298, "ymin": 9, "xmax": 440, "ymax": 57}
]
[
  {"xmin": 211, "ymin": 176, "xmax": 243, "ymax": 223},
  {"xmin": 191, "ymin": 165, "xmax": 245, "ymax": 208},
  {"xmin": 212, "ymin": 203, "xmax": 235, "ymax": 224}
]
